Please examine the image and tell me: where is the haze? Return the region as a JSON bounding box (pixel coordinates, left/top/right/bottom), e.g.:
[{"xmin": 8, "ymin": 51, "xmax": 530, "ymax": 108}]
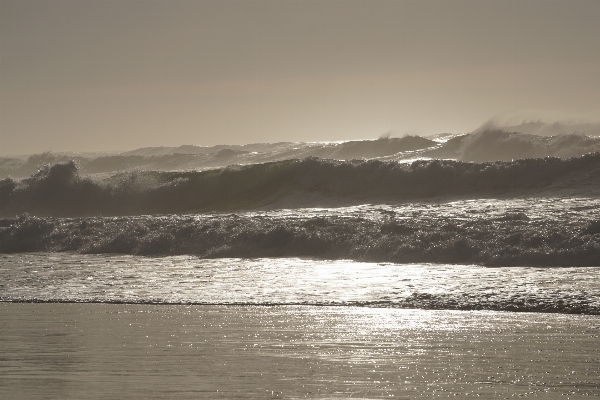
[{"xmin": 1, "ymin": 0, "xmax": 599, "ymax": 155}]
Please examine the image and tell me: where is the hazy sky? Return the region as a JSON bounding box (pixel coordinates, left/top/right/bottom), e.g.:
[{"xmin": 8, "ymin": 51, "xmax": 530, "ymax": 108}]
[{"xmin": 1, "ymin": 0, "xmax": 599, "ymax": 155}]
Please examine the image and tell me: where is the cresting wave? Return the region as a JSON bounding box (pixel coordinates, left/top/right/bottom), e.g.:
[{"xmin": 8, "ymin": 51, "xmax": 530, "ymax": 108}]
[{"xmin": 1, "ymin": 152, "xmax": 599, "ymax": 217}]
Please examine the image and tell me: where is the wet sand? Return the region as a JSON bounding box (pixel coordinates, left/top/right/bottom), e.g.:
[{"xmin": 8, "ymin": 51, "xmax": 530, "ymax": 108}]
[{"xmin": 1, "ymin": 303, "xmax": 598, "ymax": 399}]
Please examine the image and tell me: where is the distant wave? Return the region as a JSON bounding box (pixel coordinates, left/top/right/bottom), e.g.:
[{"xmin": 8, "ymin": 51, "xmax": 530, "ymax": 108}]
[
  {"xmin": 1, "ymin": 153, "xmax": 599, "ymax": 217},
  {"xmin": 0, "ymin": 136, "xmax": 437, "ymax": 178},
  {"xmin": 123, "ymin": 135, "xmax": 437, "ymax": 158},
  {"xmin": 2, "ymin": 132, "xmax": 599, "ymax": 179}
]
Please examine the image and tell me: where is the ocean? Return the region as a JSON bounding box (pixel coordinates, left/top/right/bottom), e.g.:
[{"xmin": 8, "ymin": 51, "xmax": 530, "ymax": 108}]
[{"xmin": 1, "ymin": 130, "xmax": 599, "ymax": 398}]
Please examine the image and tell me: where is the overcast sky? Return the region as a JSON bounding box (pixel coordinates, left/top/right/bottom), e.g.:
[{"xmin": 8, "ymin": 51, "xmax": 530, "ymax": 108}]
[{"xmin": 1, "ymin": 0, "xmax": 599, "ymax": 155}]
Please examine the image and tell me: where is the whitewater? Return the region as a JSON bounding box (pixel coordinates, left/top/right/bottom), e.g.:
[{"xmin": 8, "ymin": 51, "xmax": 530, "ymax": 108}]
[{"xmin": 1, "ymin": 129, "xmax": 600, "ymax": 398}]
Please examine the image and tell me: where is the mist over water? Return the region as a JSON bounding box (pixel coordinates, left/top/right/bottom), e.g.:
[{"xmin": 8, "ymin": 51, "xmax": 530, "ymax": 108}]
[{"xmin": 475, "ymin": 111, "xmax": 600, "ymax": 137}]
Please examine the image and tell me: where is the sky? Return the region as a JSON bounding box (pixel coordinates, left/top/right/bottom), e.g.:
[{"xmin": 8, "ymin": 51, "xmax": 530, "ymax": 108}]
[{"xmin": 1, "ymin": 0, "xmax": 599, "ymax": 155}]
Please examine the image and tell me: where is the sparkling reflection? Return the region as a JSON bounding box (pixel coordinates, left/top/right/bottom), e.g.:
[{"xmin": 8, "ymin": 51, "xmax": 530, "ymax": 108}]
[
  {"xmin": 2, "ymin": 254, "xmax": 599, "ymax": 314},
  {"xmin": 1, "ymin": 304, "xmax": 598, "ymax": 398}
]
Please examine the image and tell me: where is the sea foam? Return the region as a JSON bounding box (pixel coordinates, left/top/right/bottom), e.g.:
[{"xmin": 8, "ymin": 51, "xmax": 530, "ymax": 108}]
[{"xmin": 2, "ymin": 199, "xmax": 599, "ymax": 267}]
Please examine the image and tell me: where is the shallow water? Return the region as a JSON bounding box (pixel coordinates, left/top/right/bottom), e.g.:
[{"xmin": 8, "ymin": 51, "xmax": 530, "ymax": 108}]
[
  {"xmin": 1, "ymin": 303, "xmax": 598, "ymax": 399},
  {"xmin": 2, "ymin": 254, "xmax": 599, "ymax": 314}
]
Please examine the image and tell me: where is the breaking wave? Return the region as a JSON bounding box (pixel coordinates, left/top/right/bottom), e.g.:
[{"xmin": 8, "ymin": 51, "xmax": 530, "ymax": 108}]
[
  {"xmin": 1, "ymin": 153, "xmax": 599, "ymax": 217},
  {"xmin": 1, "ymin": 206, "xmax": 599, "ymax": 267}
]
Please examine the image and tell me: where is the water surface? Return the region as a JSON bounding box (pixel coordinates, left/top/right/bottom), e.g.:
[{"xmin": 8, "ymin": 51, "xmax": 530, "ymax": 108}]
[
  {"xmin": 2, "ymin": 254, "xmax": 599, "ymax": 314},
  {"xmin": 1, "ymin": 303, "xmax": 598, "ymax": 399}
]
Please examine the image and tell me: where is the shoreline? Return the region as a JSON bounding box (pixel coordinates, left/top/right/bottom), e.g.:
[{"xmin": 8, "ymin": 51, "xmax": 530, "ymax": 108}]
[{"xmin": 2, "ymin": 299, "xmax": 600, "ymax": 315}]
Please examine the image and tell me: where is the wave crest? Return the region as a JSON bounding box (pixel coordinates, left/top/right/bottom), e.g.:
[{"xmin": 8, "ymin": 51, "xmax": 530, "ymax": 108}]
[{"xmin": 0, "ymin": 153, "xmax": 598, "ymax": 217}]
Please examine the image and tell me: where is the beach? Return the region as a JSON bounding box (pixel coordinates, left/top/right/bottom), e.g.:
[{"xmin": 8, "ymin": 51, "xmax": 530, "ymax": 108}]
[{"xmin": 1, "ymin": 303, "xmax": 598, "ymax": 399}]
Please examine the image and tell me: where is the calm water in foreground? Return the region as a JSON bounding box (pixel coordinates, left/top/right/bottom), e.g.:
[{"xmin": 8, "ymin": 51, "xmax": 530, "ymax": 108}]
[{"xmin": 1, "ymin": 303, "xmax": 599, "ymax": 399}]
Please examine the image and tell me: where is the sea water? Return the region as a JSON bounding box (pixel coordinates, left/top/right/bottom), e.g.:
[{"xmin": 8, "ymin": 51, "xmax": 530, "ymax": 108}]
[
  {"xmin": 1, "ymin": 253, "xmax": 599, "ymax": 398},
  {"xmin": 1, "ymin": 149, "xmax": 599, "ymax": 398},
  {"xmin": 1, "ymin": 254, "xmax": 599, "ymax": 313},
  {"xmin": 1, "ymin": 303, "xmax": 599, "ymax": 398}
]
